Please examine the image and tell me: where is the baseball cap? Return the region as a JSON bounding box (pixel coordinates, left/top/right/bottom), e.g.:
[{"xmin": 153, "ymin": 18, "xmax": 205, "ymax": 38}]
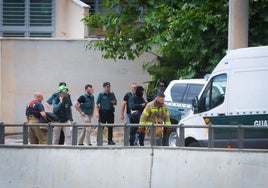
[
  {"xmin": 59, "ymin": 82, "xmax": 67, "ymax": 86},
  {"xmin": 57, "ymin": 85, "xmax": 69, "ymax": 94},
  {"xmin": 103, "ymin": 82, "xmax": 111, "ymax": 87}
]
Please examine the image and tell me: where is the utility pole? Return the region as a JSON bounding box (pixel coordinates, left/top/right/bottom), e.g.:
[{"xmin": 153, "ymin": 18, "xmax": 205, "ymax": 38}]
[{"xmin": 228, "ymin": 0, "xmax": 249, "ymax": 51}]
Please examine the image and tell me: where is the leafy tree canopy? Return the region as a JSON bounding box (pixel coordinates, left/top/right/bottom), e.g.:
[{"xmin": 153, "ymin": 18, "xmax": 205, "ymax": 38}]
[{"xmin": 83, "ymin": 0, "xmax": 268, "ymax": 83}]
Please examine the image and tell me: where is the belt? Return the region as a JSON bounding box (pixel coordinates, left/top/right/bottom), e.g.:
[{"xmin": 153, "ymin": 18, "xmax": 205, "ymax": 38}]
[{"xmin": 100, "ymin": 110, "xmax": 113, "ymax": 113}]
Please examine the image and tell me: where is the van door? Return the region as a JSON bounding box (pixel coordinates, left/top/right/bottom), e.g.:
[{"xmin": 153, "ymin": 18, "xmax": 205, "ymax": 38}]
[{"xmin": 198, "ymin": 74, "xmax": 230, "ymax": 142}]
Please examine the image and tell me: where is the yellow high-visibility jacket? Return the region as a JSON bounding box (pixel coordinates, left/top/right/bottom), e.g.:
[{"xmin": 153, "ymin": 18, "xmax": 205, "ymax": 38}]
[{"xmin": 139, "ymin": 100, "xmax": 171, "ymax": 125}]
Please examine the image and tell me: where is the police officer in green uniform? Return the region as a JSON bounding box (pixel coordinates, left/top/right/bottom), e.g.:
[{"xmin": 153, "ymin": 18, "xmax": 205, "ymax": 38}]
[
  {"xmin": 52, "ymin": 85, "xmax": 74, "ymax": 145},
  {"xmin": 74, "ymin": 84, "xmax": 95, "ymax": 145},
  {"xmin": 95, "ymin": 82, "xmax": 117, "ymax": 145}
]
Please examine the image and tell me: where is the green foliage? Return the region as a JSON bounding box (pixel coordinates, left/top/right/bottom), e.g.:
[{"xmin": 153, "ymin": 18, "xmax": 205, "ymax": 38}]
[
  {"xmin": 249, "ymin": 0, "xmax": 268, "ymax": 46},
  {"xmin": 82, "ymin": 14, "xmax": 102, "ymax": 28},
  {"xmin": 83, "ymin": 0, "xmax": 268, "ymax": 86}
]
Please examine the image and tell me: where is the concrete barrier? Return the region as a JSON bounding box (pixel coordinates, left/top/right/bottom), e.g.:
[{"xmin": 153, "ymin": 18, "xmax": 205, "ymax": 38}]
[{"xmin": 0, "ymin": 146, "xmax": 267, "ymax": 188}]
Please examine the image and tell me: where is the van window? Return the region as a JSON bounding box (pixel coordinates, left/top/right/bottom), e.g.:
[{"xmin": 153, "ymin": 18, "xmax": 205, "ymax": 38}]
[
  {"xmin": 200, "ymin": 74, "xmax": 227, "ymax": 112},
  {"xmin": 183, "ymin": 84, "xmax": 204, "ymax": 104},
  {"xmin": 171, "ymin": 83, "xmax": 187, "ymax": 103}
]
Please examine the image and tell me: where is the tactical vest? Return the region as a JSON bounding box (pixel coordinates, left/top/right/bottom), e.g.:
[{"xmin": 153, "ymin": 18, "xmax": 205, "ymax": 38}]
[
  {"xmin": 80, "ymin": 94, "xmax": 94, "ymax": 115},
  {"xmin": 26, "ymin": 100, "xmax": 41, "ymax": 119},
  {"xmin": 99, "ymin": 92, "xmax": 115, "ymax": 112}
]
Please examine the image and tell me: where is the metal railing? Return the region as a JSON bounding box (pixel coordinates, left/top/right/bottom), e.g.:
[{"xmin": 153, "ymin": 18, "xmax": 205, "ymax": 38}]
[{"xmin": 0, "ymin": 122, "xmax": 268, "ymax": 149}]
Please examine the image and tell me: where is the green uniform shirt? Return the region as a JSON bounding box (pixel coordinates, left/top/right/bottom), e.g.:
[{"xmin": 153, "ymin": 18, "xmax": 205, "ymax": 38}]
[{"xmin": 96, "ymin": 92, "xmax": 117, "ymax": 112}]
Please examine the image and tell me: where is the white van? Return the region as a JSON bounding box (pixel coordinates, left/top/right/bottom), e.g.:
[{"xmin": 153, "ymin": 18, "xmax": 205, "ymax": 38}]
[
  {"xmin": 163, "ymin": 79, "xmax": 206, "ymax": 146},
  {"xmin": 164, "ymin": 79, "xmax": 206, "ymax": 123},
  {"xmin": 176, "ymin": 46, "xmax": 268, "ymax": 149}
]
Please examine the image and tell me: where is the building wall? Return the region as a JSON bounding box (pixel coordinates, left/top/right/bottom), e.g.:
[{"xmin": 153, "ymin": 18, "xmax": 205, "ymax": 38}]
[
  {"xmin": 0, "ymin": 38, "xmax": 152, "ymax": 133},
  {"xmin": 55, "ymin": 0, "xmax": 89, "ymax": 38}
]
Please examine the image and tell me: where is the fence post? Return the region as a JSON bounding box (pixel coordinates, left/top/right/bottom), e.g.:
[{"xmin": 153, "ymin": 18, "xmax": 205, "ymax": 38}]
[
  {"xmin": 97, "ymin": 123, "xmax": 103, "ymax": 146},
  {"xmin": 208, "ymin": 125, "xmax": 214, "ymax": 148},
  {"xmin": 0, "ymin": 122, "xmax": 5, "ymax": 144},
  {"xmin": 150, "ymin": 124, "xmax": 156, "ymax": 146},
  {"xmin": 47, "ymin": 123, "xmax": 53, "ymax": 145},
  {"xmin": 178, "ymin": 124, "xmax": 185, "ymax": 147},
  {"xmin": 123, "ymin": 123, "xmax": 129, "ymax": 146},
  {"xmin": 72, "ymin": 122, "xmax": 77, "ymax": 146},
  {"xmin": 238, "ymin": 125, "xmax": 244, "ymax": 149},
  {"xmin": 23, "ymin": 122, "xmax": 29, "ymax": 145}
]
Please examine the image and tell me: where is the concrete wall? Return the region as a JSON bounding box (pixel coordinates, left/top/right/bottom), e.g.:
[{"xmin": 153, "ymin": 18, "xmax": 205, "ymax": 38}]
[
  {"xmin": 0, "ymin": 146, "xmax": 267, "ymax": 188},
  {"xmin": 0, "ymin": 39, "xmax": 152, "ymax": 132},
  {"xmin": 0, "ymin": 40, "xmax": 2, "ymax": 122},
  {"xmin": 55, "ymin": 0, "xmax": 89, "ymax": 38}
]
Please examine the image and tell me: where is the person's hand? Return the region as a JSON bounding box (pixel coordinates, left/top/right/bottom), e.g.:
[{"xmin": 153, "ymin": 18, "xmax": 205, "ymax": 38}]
[
  {"xmin": 59, "ymin": 97, "xmax": 63, "ymax": 103},
  {"xmin": 120, "ymin": 114, "xmax": 124, "ymax": 121},
  {"xmin": 166, "ymin": 127, "xmax": 171, "ymax": 133},
  {"xmin": 81, "ymin": 112, "xmax": 86, "ymax": 116},
  {"xmin": 138, "ymin": 127, "xmax": 144, "ymax": 134},
  {"xmin": 96, "ymin": 112, "xmax": 99, "ymax": 119},
  {"xmin": 111, "ymin": 100, "xmax": 116, "ymax": 105}
]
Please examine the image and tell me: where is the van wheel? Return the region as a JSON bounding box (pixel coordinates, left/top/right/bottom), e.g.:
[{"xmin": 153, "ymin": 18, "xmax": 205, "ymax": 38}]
[
  {"xmin": 164, "ymin": 128, "xmax": 178, "ymax": 147},
  {"xmin": 186, "ymin": 137, "xmax": 201, "ymax": 147}
]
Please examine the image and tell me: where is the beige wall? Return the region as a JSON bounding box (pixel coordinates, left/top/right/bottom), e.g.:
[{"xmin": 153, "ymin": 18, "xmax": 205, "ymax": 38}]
[
  {"xmin": 0, "ymin": 38, "xmax": 153, "ymax": 133},
  {"xmin": 55, "ymin": 0, "xmax": 89, "ymax": 38}
]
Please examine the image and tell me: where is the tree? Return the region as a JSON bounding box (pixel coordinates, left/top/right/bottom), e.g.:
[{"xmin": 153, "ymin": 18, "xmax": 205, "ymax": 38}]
[{"xmin": 83, "ymin": 0, "xmax": 268, "ymax": 83}]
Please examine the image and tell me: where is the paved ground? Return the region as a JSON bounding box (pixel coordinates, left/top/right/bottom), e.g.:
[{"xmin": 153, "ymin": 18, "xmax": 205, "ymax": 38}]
[
  {"xmin": 3, "ymin": 128, "xmax": 151, "ymax": 146},
  {"xmin": 4, "ymin": 134, "xmax": 24, "ymax": 145},
  {"xmin": 4, "ymin": 130, "xmax": 119, "ymax": 146}
]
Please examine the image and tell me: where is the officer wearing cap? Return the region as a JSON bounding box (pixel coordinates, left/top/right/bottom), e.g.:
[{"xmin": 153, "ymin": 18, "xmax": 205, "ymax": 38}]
[
  {"xmin": 46, "ymin": 82, "xmax": 71, "ymax": 144},
  {"xmin": 95, "ymin": 82, "xmax": 117, "ymax": 145},
  {"xmin": 52, "ymin": 85, "xmax": 73, "ymax": 145},
  {"xmin": 46, "ymin": 82, "xmax": 67, "ymax": 112}
]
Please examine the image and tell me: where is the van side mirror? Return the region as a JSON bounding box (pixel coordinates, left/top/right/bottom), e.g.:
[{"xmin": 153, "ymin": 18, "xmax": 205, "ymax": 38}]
[{"xmin": 192, "ymin": 96, "xmax": 199, "ymax": 114}]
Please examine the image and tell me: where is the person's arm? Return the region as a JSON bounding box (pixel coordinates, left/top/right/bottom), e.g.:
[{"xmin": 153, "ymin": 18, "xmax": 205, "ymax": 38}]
[
  {"xmin": 120, "ymin": 101, "xmax": 127, "ymax": 120},
  {"xmin": 45, "ymin": 102, "xmax": 53, "ymax": 112},
  {"xmin": 40, "ymin": 111, "xmax": 47, "ymax": 121},
  {"xmin": 95, "ymin": 103, "xmax": 99, "ymax": 118},
  {"xmin": 120, "ymin": 93, "xmax": 129, "ymax": 120},
  {"xmin": 67, "ymin": 106, "xmax": 73, "ymax": 123},
  {"xmin": 68, "ymin": 94, "xmax": 73, "ymax": 106},
  {"xmin": 111, "ymin": 92, "xmax": 117, "ymax": 106},
  {"xmin": 74, "ymin": 98, "xmax": 85, "ymax": 116},
  {"xmin": 46, "ymin": 93, "xmax": 56, "ymax": 112},
  {"xmin": 139, "ymin": 103, "xmax": 151, "ymax": 125},
  {"xmin": 95, "ymin": 94, "xmax": 100, "ymax": 118},
  {"xmin": 164, "ymin": 106, "xmax": 171, "ymax": 125},
  {"xmin": 92, "ymin": 102, "xmax": 95, "ymax": 116},
  {"xmin": 38, "ymin": 103, "xmax": 47, "ymax": 121},
  {"xmin": 52, "ymin": 98, "xmax": 62, "ymax": 113}
]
